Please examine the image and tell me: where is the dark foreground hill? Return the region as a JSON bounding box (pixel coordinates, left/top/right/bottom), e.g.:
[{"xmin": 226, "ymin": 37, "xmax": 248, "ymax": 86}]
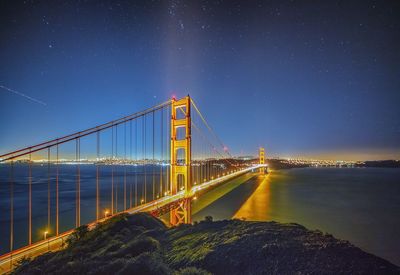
[{"xmin": 13, "ymin": 213, "xmax": 399, "ymax": 275}]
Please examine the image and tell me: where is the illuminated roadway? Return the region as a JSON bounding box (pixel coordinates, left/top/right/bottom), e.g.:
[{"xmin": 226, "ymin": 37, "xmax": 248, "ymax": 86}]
[{"xmin": 0, "ymin": 164, "xmax": 266, "ymax": 274}]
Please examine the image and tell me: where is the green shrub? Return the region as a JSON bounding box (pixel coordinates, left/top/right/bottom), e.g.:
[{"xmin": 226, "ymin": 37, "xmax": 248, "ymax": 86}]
[
  {"xmin": 175, "ymin": 267, "xmax": 212, "ymax": 275},
  {"xmin": 66, "ymin": 225, "xmax": 89, "ymax": 246},
  {"xmin": 117, "ymin": 253, "xmax": 171, "ymax": 275},
  {"xmin": 117, "ymin": 236, "xmax": 160, "ymax": 257}
]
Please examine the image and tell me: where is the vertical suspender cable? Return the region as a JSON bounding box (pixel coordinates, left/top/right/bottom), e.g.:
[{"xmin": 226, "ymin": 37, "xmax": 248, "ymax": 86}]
[
  {"xmin": 141, "ymin": 117, "xmax": 144, "ymax": 203},
  {"xmin": 115, "ymin": 125, "xmax": 118, "ymax": 213},
  {"xmin": 168, "ymin": 106, "xmax": 171, "ymax": 193},
  {"xmin": 56, "ymin": 144, "xmax": 59, "ymax": 235},
  {"xmin": 129, "ymin": 120, "xmax": 133, "ymax": 208},
  {"xmin": 202, "ymin": 134, "xmax": 204, "ymax": 182},
  {"xmin": 10, "ymin": 161, "xmax": 14, "ymax": 253},
  {"xmin": 111, "ymin": 126, "xmax": 114, "ymax": 214},
  {"xmin": 47, "ymin": 147, "xmax": 51, "ymax": 231},
  {"xmin": 124, "ymin": 123, "xmax": 127, "ymax": 210},
  {"xmin": 76, "ymin": 140, "xmax": 78, "ymax": 227},
  {"xmin": 152, "ymin": 111, "xmax": 155, "ymax": 199},
  {"xmin": 144, "ymin": 115, "xmax": 147, "ymax": 203},
  {"xmin": 28, "ymin": 152, "xmax": 32, "ymax": 244},
  {"xmin": 135, "ymin": 119, "xmax": 138, "ymax": 206},
  {"xmin": 160, "ymin": 107, "xmax": 163, "ymax": 196},
  {"xmin": 78, "ymin": 138, "xmax": 81, "ymax": 226},
  {"xmin": 96, "ymin": 131, "xmax": 100, "ymax": 220},
  {"xmin": 76, "ymin": 138, "xmax": 81, "ymax": 227}
]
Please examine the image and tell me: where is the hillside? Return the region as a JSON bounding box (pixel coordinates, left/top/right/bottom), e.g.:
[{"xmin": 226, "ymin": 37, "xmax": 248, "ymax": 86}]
[{"xmin": 13, "ymin": 213, "xmax": 399, "ymax": 274}]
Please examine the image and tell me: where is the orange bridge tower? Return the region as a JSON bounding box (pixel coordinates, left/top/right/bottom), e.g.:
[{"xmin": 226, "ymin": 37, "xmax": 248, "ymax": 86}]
[
  {"xmin": 170, "ymin": 96, "xmax": 192, "ymax": 225},
  {"xmin": 259, "ymin": 147, "xmax": 265, "ymax": 174}
]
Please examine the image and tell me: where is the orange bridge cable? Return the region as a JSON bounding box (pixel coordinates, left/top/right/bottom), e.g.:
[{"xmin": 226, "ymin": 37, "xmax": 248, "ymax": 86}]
[
  {"xmin": 124, "ymin": 122, "xmax": 127, "ymax": 211},
  {"xmin": 77, "ymin": 138, "xmax": 81, "ymax": 227},
  {"xmin": 129, "ymin": 120, "xmax": 133, "ymax": 208},
  {"xmin": 75, "ymin": 139, "xmax": 78, "ymax": 227},
  {"xmin": 190, "ymin": 99, "xmax": 233, "ymax": 159},
  {"xmin": 116, "ymin": 125, "xmax": 118, "ymax": 213},
  {"xmin": 96, "ymin": 131, "xmax": 100, "ymax": 220},
  {"xmin": 183, "ymin": 104, "xmax": 234, "ymax": 169},
  {"xmin": 28, "ymin": 152, "xmax": 32, "ymax": 244},
  {"xmin": 191, "ymin": 121, "xmax": 235, "ymax": 166},
  {"xmin": 166, "ymin": 106, "xmax": 170, "ymax": 194},
  {"xmin": 144, "ymin": 114, "xmax": 147, "ymax": 204},
  {"xmin": 152, "ymin": 110, "xmax": 155, "ymax": 200},
  {"xmin": 10, "ymin": 161, "xmax": 14, "ymax": 253},
  {"xmin": 0, "ymin": 100, "xmax": 172, "ymax": 162},
  {"xmin": 111, "ymin": 126, "xmax": 114, "ymax": 214},
  {"xmin": 160, "ymin": 106, "xmax": 163, "ymax": 196},
  {"xmin": 191, "ymin": 98, "xmax": 231, "ymax": 158},
  {"xmin": 79, "ymin": 138, "xmax": 81, "ymax": 226},
  {"xmin": 135, "ymin": 119, "xmax": 138, "ymax": 207},
  {"xmin": 142, "ymin": 116, "xmax": 145, "ymax": 204},
  {"xmin": 165, "ymin": 105, "xmax": 171, "ymax": 192},
  {"xmin": 56, "ymin": 144, "xmax": 59, "ymax": 236},
  {"xmin": 47, "ymin": 147, "xmax": 51, "ymax": 232}
]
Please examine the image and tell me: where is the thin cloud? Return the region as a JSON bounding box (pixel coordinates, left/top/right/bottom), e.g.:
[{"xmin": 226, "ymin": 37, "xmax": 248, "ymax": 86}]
[{"xmin": 0, "ymin": 85, "xmax": 47, "ymax": 106}]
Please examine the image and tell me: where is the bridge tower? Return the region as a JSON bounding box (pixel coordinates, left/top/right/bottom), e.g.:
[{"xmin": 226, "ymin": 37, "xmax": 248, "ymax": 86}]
[
  {"xmin": 170, "ymin": 96, "xmax": 192, "ymax": 225},
  {"xmin": 259, "ymin": 147, "xmax": 265, "ymax": 174}
]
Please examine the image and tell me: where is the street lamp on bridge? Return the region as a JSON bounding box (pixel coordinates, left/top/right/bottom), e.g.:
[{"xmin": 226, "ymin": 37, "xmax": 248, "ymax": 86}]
[{"xmin": 104, "ymin": 209, "xmax": 110, "ymax": 218}]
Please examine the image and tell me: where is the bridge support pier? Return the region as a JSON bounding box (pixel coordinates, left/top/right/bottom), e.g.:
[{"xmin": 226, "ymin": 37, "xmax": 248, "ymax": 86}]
[
  {"xmin": 170, "ymin": 198, "xmax": 191, "ymax": 225},
  {"xmin": 170, "ymin": 96, "xmax": 192, "ymax": 226}
]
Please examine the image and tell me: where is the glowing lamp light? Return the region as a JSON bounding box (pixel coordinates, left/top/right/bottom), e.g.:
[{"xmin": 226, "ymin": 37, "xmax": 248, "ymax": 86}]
[
  {"xmin": 193, "ymin": 196, "xmax": 197, "ymax": 200},
  {"xmin": 104, "ymin": 209, "xmax": 110, "ymax": 218},
  {"xmin": 44, "ymin": 230, "xmax": 49, "ymax": 240},
  {"xmin": 141, "ymin": 198, "xmax": 145, "ymax": 204}
]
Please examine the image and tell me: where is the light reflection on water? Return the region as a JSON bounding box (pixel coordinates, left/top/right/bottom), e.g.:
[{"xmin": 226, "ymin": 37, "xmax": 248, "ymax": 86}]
[
  {"xmin": 233, "ymin": 174, "xmax": 271, "ymax": 221},
  {"xmin": 196, "ymin": 168, "xmax": 400, "ymax": 266}
]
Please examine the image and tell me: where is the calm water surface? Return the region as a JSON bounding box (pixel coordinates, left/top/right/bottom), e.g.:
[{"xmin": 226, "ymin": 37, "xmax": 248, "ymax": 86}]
[
  {"xmin": 0, "ymin": 163, "xmax": 168, "ymax": 255},
  {"xmin": 194, "ymin": 168, "xmax": 400, "ymax": 266}
]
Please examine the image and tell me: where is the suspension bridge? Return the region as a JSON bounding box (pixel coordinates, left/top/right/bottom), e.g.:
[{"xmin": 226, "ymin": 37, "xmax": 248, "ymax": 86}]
[{"xmin": 0, "ymin": 95, "xmax": 267, "ymax": 272}]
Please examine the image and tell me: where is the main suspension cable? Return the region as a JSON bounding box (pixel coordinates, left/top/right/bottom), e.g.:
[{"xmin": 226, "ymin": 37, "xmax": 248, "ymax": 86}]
[{"xmin": 190, "ymin": 99, "xmax": 232, "ymax": 158}]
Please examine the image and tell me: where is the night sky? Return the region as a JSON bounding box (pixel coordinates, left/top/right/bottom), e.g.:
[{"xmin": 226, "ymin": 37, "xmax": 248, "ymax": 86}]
[{"xmin": 1, "ymin": 0, "xmax": 399, "ymax": 160}]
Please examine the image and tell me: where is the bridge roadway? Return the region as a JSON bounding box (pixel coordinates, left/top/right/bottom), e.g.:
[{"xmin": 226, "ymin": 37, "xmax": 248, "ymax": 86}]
[{"xmin": 0, "ymin": 164, "xmax": 266, "ymax": 274}]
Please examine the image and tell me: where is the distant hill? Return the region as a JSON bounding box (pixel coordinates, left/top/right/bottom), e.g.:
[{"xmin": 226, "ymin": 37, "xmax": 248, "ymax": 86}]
[
  {"xmin": 357, "ymin": 160, "xmax": 400, "ymax": 168},
  {"xmin": 266, "ymin": 159, "xmax": 310, "ymax": 170},
  {"xmin": 14, "ymin": 213, "xmax": 399, "ymax": 274}
]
